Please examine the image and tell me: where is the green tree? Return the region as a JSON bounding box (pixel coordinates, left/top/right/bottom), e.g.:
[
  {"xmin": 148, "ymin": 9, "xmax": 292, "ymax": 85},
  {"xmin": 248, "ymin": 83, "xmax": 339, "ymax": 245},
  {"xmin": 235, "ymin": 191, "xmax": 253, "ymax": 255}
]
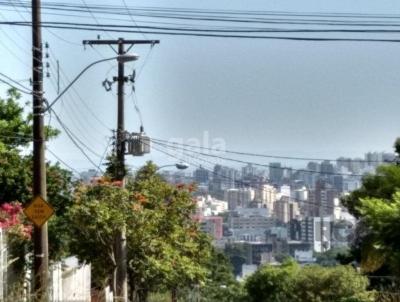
[
  {"xmin": 356, "ymin": 192, "xmax": 400, "ymax": 275},
  {"xmin": 67, "ymin": 183, "xmax": 131, "ymax": 288},
  {"xmin": 244, "ymin": 261, "xmax": 373, "ymax": 302},
  {"xmin": 224, "ymin": 243, "xmax": 248, "ymax": 277},
  {"xmin": 0, "ymin": 89, "xmax": 73, "ymax": 265},
  {"xmin": 199, "ymin": 249, "xmax": 245, "ymax": 302},
  {"xmin": 245, "ymin": 259, "xmax": 299, "ymax": 302},
  {"xmin": 126, "ymin": 163, "xmax": 211, "ymax": 301},
  {"xmin": 67, "ymin": 162, "xmax": 213, "ymax": 301},
  {"xmin": 341, "ymin": 139, "xmax": 400, "ymax": 276},
  {"xmin": 293, "ymin": 265, "xmax": 373, "ymax": 302},
  {"xmin": 315, "ymin": 247, "xmax": 351, "ymax": 267}
]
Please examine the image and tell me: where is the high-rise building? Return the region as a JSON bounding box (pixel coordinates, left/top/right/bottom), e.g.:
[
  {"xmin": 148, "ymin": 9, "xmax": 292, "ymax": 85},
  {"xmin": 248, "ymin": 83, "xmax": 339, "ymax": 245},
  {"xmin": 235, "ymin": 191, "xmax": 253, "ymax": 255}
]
[
  {"xmin": 269, "ymin": 162, "xmax": 283, "ymax": 185},
  {"xmin": 306, "ymin": 180, "xmax": 338, "ymax": 217},
  {"xmin": 209, "ymin": 165, "xmax": 238, "ymax": 199},
  {"xmin": 255, "ymin": 184, "xmax": 277, "ymax": 213},
  {"xmin": 293, "ymin": 186, "xmax": 308, "ymax": 202},
  {"xmin": 193, "ymin": 165, "xmax": 209, "ymax": 184},
  {"xmin": 226, "ymin": 188, "xmax": 240, "ymax": 210},
  {"xmin": 320, "ymin": 160, "xmax": 334, "ymax": 176},
  {"xmin": 225, "ymin": 188, "xmax": 255, "ymax": 209},
  {"xmin": 274, "ymin": 197, "xmax": 300, "ymax": 223},
  {"xmin": 242, "ymin": 163, "xmax": 257, "ymax": 178},
  {"xmin": 274, "ymin": 197, "xmax": 289, "ymax": 223}
]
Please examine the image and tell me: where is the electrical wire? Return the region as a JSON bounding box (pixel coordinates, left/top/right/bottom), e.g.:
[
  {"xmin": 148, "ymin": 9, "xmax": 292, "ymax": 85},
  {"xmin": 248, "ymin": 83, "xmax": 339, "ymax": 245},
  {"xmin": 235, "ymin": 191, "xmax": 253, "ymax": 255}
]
[
  {"xmin": 150, "ymin": 141, "xmax": 343, "ymax": 213},
  {"xmin": 5, "ymin": 19, "xmax": 400, "ymax": 42},
  {"xmin": 7, "ymin": 1, "xmax": 400, "ymax": 25},
  {"xmin": 47, "ymin": 49, "xmax": 112, "ymax": 131},
  {"xmin": 94, "ymin": 136, "xmax": 112, "ymax": 176},
  {"xmin": 150, "ymin": 138, "xmax": 390, "ymax": 164},
  {"xmin": 121, "ymin": 0, "xmax": 147, "ymax": 39},
  {"xmin": 151, "ymin": 140, "xmax": 368, "ymax": 177},
  {"xmin": 0, "ymin": 72, "xmax": 31, "ymax": 91},
  {"xmin": 80, "ymin": 0, "xmax": 114, "ymax": 40},
  {"xmin": 50, "ymin": 108, "xmax": 103, "ymax": 161},
  {"xmin": 0, "ymin": 78, "xmax": 32, "ymax": 95},
  {"xmin": 47, "ymin": 147, "xmax": 82, "ymax": 175}
]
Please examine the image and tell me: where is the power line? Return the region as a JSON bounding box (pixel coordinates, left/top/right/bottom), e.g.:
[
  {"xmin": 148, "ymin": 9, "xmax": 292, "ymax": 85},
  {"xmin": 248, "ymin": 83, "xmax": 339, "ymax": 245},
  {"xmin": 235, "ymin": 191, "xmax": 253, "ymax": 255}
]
[
  {"xmin": 46, "ymin": 147, "xmax": 81, "ymax": 175},
  {"xmin": 121, "ymin": 0, "xmax": 147, "ymax": 39},
  {"xmin": 47, "ymin": 49, "xmax": 112, "ymax": 132},
  {"xmin": 94, "ymin": 136, "xmax": 112, "ymax": 176},
  {"xmin": 50, "ymin": 109, "xmax": 104, "ymax": 169},
  {"xmin": 150, "ymin": 138, "xmax": 389, "ymax": 164},
  {"xmin": 150, "ymin": 142, "xmax": 343, "ymax": 212},
  {"xmin": 0, "ymin": 78, "xmax": 32, "ymax": 95},
  {"xmin": 151, "ymin": 140, "xmax": 367, "ymax": 177},
  {"xmin": 10, "ymin": 20, "xmax": 400, "ymax": 33},
  {"xmin": 7, "ymin": 1, "xmax": 400, "ymax": 24},
  {"xmin": 46, "ymin": 66, "xmax": 108, "ymax": 149},
  {"xmin": 80, "ymin": 0, "xmax": 114, "ymax": 40},
  {"xmin": 0, "ymin": 73, "xmax": 31, "ymax": 91},
  {"xmin": 6, "ymin": 22, "xmax": 400, "ymax": 42}
]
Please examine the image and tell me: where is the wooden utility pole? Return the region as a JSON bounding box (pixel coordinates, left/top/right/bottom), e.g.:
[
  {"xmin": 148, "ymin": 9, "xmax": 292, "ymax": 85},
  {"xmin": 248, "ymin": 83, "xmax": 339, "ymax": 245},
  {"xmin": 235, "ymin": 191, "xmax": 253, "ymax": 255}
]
[
  {"xmin": 32, "ymin": 0, "xmax": 49, "ymax": 300},
  {"xmin": 82, "ymin": 38, "xmax": 159, "ymax": 302}
]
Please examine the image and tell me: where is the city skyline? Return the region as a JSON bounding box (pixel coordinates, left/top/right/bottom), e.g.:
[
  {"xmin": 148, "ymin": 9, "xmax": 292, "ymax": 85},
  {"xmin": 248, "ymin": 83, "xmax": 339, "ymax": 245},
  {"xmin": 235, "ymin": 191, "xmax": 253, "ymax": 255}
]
[{"xmin": 1, "ymin": 0, "xmax": 400, "ymax": 171}]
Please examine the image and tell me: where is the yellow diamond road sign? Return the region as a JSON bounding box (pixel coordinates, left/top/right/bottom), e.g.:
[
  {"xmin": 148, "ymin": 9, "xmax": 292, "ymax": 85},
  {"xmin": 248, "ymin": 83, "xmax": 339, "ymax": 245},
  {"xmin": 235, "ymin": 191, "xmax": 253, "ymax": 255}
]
[{"xmin": 24, "ymin": 196, "xmax": 54, "ymax": 227}]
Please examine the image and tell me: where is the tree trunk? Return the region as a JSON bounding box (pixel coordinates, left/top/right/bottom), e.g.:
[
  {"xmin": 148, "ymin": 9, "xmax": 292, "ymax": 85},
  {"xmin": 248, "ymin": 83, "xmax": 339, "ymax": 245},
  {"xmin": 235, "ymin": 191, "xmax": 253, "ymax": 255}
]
[
  {"xmin": 171, "ymin": 288, "xmax": 177, "ymax": 302},
  {"xmin": 139, "ymin": 289, "xmax": 149, "ymax": 302}
]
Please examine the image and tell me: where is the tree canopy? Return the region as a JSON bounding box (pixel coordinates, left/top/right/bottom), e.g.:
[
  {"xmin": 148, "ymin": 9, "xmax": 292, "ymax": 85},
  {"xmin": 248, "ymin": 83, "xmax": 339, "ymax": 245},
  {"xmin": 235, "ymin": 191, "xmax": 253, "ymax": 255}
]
[
  {"xmin": 244, "ymin": 260, "xmax": 374, "ymax": 302},
  {"xmin": 341, "ymin": 139, "xmax": 400, "ymax": 276},
  {"xmin": 67, "ymin": 162, "xmax": 213, "ymax": 301},
  {"xmin": 0, "ymin": 89, "xmax": 73, "ymax": 263}
]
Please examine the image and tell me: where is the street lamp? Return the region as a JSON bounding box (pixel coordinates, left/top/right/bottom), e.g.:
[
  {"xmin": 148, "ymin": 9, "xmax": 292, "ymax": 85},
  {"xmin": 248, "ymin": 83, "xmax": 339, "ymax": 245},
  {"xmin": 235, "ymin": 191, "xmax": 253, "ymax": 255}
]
[
  {"xmin": 45, "ymin": 54, "xmax": 139, "ymax": 112},
  {"xmin": 157, "ymin": 162, "xmax": 190, "ymax": 171}
]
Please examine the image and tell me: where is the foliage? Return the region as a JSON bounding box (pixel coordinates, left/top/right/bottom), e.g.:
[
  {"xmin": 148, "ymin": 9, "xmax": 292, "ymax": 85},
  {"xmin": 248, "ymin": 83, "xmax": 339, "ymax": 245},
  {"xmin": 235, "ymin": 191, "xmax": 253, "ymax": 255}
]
[
  {"xmin": 0, "ymin": 89, "xmax": 73, "ymax": 263},
  {"xmin": 293, "ymin": 265, "xmax": 374, "ymax": 302},
  {"xmin": 67, "ymin": 162, "xmax": 213, "ymax": 299},
  {"xmin": 126, "ymin": 162, "xmax": 211, "ymax": 298},
  {"xmin": 0, "ymin": 202, "xmax": 32, "ymax": 278},
  {"xmin": 67, "ymin": 182, "xmax": 131, "ymax": 288},
  {"xmin": 341, "ymin": 139, "xmax": 400, "ymax": 277},
  {"xmin": 244, "ymin": 261, "xmax": 374, "ymax": 302},
  {"xmin": 0, "ymin": 89, "xmax": 32, "ymax": 149},
  {"xmin": 0, "ymin": 149, "xmax": 31, "ymax": 204},
  {"xmin": 342, "ymin": 164, "xmax": 400, "ymax": 218},
  {"xmin": 224, "ymin": 243, "xmax": 248, "ymax": 277},
  {"xmin": 198, "ymin": 249, "xmax": 245, "ymax": 302},
  {"xmin": 315, "ymin": 247, "xmax": 351, "ymax": 266},
  {"xmin": 245, "ymin": 259, "xmax": 299, "ymax": 302},
  {"xmin": 104, "ymin": 152, "xmax": 126, "ymax": 180},
  {"xmin": 355, "ymin": 192, "xmax": 400, "ymax": 275}
]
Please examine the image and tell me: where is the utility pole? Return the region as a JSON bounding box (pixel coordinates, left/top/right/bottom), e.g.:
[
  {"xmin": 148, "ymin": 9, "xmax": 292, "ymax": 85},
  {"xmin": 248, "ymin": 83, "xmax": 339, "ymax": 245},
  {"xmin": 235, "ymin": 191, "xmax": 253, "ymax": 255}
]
[
  {"xmin": 32, "ymin": 0, "xmax": 48, "ymax": 300},
  {"xmin": 83, "ymin": 38, "xmax": 159, "ymax": 302}
]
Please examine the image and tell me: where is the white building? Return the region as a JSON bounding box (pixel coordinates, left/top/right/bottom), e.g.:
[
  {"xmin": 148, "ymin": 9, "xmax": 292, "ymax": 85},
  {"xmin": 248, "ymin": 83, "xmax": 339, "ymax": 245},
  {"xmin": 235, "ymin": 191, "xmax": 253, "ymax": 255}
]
[
  {"xmin": 196, "ymin": 195, "xmax": 228, "ymax": 216},
  {"xmin": 229, "ymin": 208, "xmax": 274, "ymax": 242},
  {"xmin": 256, "ymin": 184, "xmax": 276, "ymax": 213}
]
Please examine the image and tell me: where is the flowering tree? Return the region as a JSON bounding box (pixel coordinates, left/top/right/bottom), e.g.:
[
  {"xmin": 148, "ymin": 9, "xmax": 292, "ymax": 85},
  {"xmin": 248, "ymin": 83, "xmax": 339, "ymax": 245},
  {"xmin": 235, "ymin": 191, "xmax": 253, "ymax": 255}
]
[
  {"xmin": 67, "ymin": 162, "xmax": 212, "ymax": 301},
  {"xmin": 0, "ymin": 202, "xmax": 32, "ymax": 281}
]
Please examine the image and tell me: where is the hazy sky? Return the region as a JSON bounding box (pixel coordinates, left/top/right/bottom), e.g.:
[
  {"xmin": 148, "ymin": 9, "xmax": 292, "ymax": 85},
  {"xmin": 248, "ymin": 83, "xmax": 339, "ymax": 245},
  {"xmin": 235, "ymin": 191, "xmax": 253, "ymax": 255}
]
[{"xmin": 1, "ymin": 0, "xmax": 400, "ymax": 172}]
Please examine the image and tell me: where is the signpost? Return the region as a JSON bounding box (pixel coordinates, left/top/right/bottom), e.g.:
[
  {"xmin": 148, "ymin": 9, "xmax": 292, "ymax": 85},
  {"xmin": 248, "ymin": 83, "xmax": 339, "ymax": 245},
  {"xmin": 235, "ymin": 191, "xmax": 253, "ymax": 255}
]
[{"xmin": 24, "ymin": 196, "xmax": 54, "ymax": 227}]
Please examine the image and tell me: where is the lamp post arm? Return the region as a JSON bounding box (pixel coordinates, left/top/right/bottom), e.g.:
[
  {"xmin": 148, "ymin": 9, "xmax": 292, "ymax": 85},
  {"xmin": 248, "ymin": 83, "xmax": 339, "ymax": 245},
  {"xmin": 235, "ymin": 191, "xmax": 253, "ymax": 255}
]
[
  {"xmin": 156, "ymin": 164, "xmax": 175, "ymax": 171},
  {"xmin": 44, "ymin": 56, "xmax": 118, "ymax": 112}
]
